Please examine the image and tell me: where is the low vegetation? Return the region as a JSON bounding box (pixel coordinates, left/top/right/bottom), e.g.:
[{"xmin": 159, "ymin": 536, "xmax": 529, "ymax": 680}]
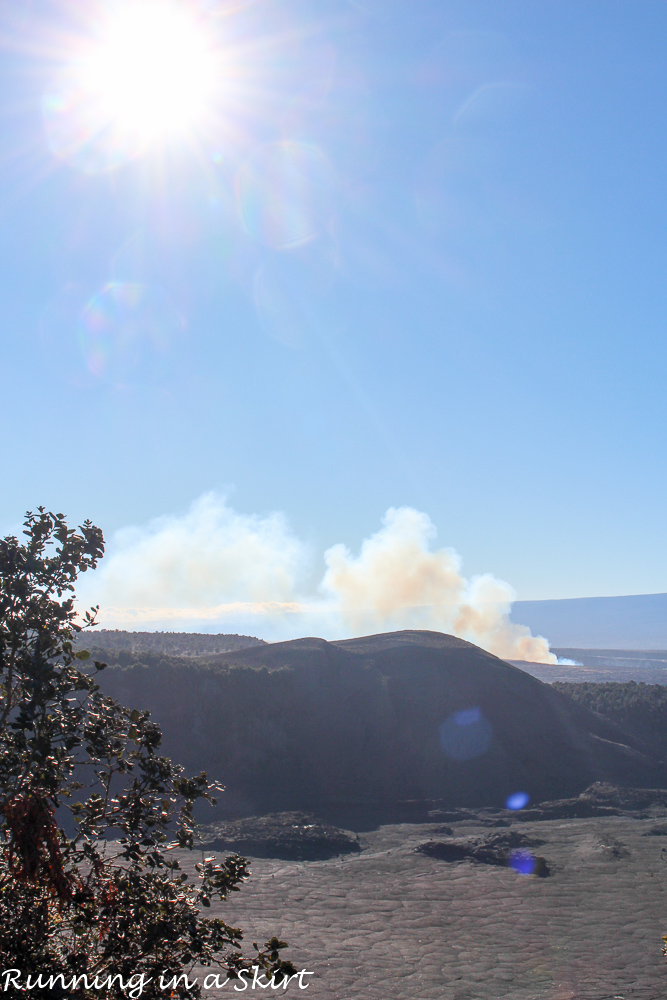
[
  {"xmin": 553, "ymin": 681, "xmax": 667, "ymax": 758},
  {"xmin": 85, "ymin": 631, "xmax": 265, "ymax": 660}
]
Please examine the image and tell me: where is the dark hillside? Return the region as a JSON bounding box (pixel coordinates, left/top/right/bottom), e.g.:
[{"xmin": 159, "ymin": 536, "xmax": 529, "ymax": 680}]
[
  {"xmin": 553, "ymin": 681, "xmax": 667, "ymax": 760},
  {"xmin": 94, "ymin": 630, "xmax": 667, "ymax": 825}
]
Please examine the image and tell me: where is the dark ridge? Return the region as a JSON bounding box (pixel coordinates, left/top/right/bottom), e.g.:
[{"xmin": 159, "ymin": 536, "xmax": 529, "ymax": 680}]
[
  {"xmin": 83, "ymin": 629, "xmax": 266, "ymax": 661},
  {"xmin": 553, "ymin": 681, "xmax": 667, "ymax": 759},
  {"xmin": 94, "ymin": 630, "xmax": 667, "ymax": 827}
]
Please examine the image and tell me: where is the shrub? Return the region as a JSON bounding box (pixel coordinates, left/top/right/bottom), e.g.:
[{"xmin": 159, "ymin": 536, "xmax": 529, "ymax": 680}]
[{"xmin": 0, "ymin": 509, "xmax": 295, "ymax": 998}]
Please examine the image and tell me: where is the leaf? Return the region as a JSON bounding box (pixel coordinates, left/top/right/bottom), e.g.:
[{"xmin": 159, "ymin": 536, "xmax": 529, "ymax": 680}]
[{"xmin": 75, "ymin": 650, "xmax": 90, "ymax": 660}]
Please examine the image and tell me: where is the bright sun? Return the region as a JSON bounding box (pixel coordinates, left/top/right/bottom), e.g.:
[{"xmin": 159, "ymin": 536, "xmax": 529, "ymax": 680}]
[{"xmin": 79, "ymin": 1, "xmax": 217, "ymax": 141}]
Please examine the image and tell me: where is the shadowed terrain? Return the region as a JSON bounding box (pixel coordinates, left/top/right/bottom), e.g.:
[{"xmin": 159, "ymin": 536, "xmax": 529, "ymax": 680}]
[{"xmin": 92, "ymin": 630, "xmax": 667, "ymax": 824}]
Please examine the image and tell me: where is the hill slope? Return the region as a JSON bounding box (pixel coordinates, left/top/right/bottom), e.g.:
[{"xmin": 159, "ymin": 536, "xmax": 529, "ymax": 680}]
[
  {"xmin": 552, "ymin": 681, "xmax": 667, "ymax": 761},
  {"xmin": 94, "ymin": 630, "xmax": 666, "ymax": 823}
]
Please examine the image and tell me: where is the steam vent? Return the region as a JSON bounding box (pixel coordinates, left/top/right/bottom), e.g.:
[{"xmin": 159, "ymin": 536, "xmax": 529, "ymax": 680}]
[{"xmin": 98, "ymin": 630, "xmax": 666, "ymax": 824}]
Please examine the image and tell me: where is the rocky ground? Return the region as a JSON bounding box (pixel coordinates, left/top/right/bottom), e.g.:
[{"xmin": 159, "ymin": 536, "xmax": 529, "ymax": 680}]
[
  {"xmin": 179, "ymin": 806, "xmax": 667, "ymax": 1000},
  {"xmin": 200, "ymin": 811, "xmax": 361, "ymax": 861}
]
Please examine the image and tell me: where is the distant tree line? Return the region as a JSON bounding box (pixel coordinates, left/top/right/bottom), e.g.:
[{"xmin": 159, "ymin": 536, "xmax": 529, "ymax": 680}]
[
  {"xmin": 84, "ymin": 630, "xmax": 265, "ymax": 659},
  {"xmin": 554, "ymin": 681, "xmax": 667, "ymax": 758}
]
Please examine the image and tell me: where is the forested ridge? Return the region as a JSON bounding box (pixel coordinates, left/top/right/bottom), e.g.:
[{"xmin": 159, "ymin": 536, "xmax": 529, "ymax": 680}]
[
  {"xmin": 553, "ymin": 681, "xmax": 667, "ymax": 759},
  {"xmin": 83, "ymin": 629, "xmax": 265, "ymax": 659}
]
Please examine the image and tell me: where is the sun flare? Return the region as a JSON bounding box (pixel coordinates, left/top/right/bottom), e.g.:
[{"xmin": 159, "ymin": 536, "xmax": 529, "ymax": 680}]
[{"xmin": 78, "ymin": 1, "xmax": 218, "ymax": 141}]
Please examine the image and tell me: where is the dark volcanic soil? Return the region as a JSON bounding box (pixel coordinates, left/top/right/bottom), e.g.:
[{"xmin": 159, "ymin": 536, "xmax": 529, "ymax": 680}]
[{"xmin": 97, "ymin": 630, "xmax": 667, "ymax": 820}]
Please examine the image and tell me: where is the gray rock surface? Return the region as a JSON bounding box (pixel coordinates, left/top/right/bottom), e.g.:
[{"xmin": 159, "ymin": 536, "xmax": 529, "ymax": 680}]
[
  {"xmin": 200, "ymin": 811, "xmax": 361, "ymax": 861},
  {"xmin": 180, "ymin": 814, "xmax": 667, "ymax": 999}
]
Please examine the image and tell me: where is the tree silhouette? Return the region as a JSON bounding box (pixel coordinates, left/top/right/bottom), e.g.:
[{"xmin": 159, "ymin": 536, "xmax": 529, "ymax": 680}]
[{"xmin": 0, "ymin": 509, "xmax": 295, "ymax": 998}]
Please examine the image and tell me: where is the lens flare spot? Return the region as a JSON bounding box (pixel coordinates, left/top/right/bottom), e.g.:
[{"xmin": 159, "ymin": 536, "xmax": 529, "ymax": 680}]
[
  {"xmin": 78, "ymin": 282, "xmax": 183, "ymax": 385},
  {"xmin": 453, "ymin": 707, "xmax": 481, "ymax": 726},
  {"xmin": 237, "ymin": 141, "xmax": 334, "ymax": 249},
  {"xmin": 509, "ymin": 849, "xmax": 536, "ymax": 875},
  {"xmin": 506, "ymin": 791, "xmax": 530, "ymax": 811},
  {"xmin": 438, "ymin": 706, "xmax": 492, "ymax": 761}
]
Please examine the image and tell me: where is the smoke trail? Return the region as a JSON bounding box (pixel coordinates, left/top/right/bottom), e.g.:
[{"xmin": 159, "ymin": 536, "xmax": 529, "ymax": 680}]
[
  {"xmin": 81, "ymin": 495, "xmax": 555, "ymax": 663},
  {"xmin": 321, "ymin": 507, "xmax": 555, "ymax": 662}
]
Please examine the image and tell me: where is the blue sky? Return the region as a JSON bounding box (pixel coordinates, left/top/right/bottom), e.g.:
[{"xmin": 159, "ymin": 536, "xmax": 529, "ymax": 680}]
[{"xmin": 1, "ymin": 0, "xmax": 666, "ymax": 630}]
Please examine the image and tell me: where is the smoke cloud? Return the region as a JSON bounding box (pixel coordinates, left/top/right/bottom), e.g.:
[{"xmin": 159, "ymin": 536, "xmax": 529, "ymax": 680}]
[
  {"xmin": 81, "ymin": 493, "xmax": 306, "ymax": 613},
  {"xmin": 80, "ymin": 494, "xmax": 555, "ymax": 663},
  {"xmin": 321, "ymin": 507, "xmax": 554, "ymax": 662}
]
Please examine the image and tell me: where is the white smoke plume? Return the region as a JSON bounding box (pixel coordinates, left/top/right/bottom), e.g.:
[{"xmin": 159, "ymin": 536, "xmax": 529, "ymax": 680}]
[
  {"xmin": 321, "ymin": 507, "xmax": 554, "ymax": 662},
  {"xmin": 80, "ymin": 493, "xmax": 306, "ymax": 614},
  {"xmin": 80, "ymin": 494, "xmax": 555, "ymax": 663}
]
